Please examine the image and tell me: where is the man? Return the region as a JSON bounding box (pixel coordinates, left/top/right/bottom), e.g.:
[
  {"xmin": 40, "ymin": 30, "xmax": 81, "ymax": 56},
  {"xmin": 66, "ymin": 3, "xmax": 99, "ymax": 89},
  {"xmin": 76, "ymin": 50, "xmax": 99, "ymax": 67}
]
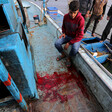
[
  {"xmin": 101, "ymin": 5, "xmax": 112, "ymax": 44},
  {"xmin": 79, "ymin": 0, "xmax": 93, "ymax": 19},
  {"xmin": 84, "ymin": 0, "xmax": 108, "ymax": 37},
  {"xmin": 68, "ymin": 0, "xmax": 93, "ymax": 19},
  {"xmin": 55, "ymin": 1, "xmax": 84, "ymax": 67}
]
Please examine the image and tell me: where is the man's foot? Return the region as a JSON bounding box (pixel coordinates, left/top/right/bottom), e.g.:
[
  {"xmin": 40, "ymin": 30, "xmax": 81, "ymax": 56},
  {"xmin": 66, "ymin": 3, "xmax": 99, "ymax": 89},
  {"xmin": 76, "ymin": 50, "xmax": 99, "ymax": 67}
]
[
  {"xmin": 56, "ymin": 55, "xmax": 66, "ymax": 61},
  {"xmin": 91, "ymin": 33, "xmax": 96, "ymax": 37},
  {"xmin": 65, "ymin": 59, "xmax": 71, "ymax": 68},
  {"xmin": 100, "ymin": 40, "xmax": 103, "ymax": 43},
  {"xmin": 83, "ymin": 36, "xmax": 87, "ymax": 38}
]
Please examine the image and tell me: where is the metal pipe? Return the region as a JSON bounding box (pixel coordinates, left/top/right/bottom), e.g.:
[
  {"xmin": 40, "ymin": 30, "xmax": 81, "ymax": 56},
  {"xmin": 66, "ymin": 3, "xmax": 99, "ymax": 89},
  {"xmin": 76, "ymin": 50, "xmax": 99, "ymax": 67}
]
[
  {"xmin": 0, "ymin": 59, "xmax": 28, "ymax": 112},
  {"xmin": 43, "ymin": 0, "xmax": 46, "ymax": 16}
]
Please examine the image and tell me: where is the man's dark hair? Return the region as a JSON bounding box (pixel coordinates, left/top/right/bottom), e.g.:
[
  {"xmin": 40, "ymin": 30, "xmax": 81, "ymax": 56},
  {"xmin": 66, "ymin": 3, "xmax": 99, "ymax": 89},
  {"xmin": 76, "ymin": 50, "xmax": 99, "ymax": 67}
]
[{"xmin": 69, "ymin": 1, "xmax": 80, "ymax": 11}]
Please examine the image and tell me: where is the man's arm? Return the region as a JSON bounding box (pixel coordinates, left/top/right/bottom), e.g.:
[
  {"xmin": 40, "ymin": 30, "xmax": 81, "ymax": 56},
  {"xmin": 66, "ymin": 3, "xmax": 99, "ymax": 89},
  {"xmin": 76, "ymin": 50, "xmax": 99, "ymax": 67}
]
[
  {"xmin": 102, "ymin": 3, "xmax": 107, "ymax": 16},
  {"xmin": 62, "ymin": 15, "xmax": 66, "ymax": 34},
  {"xmin": 85, "ymin": 0, "xmax": 93, "ymax": 18},
  {"xmin": 107, "ymin": 5, "xmax": 112, "ymax": 17},
  {"xmin": 87, "ymin": 0, "xmax": 93, "ymax": 12},
  {"xmin": 69, "ymin": 18, "xmax": 85, "ymax": 44},
  {"xmin": 90, "ymin": 0, "xmax": 95, "ymax": 13}
]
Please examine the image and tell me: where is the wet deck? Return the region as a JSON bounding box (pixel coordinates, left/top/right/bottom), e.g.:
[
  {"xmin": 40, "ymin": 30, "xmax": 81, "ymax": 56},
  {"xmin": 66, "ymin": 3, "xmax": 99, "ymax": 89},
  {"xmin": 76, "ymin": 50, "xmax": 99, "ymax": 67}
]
[{"xmin": 0, "ymin": 0, "xmax": 104, "ymax": 112}]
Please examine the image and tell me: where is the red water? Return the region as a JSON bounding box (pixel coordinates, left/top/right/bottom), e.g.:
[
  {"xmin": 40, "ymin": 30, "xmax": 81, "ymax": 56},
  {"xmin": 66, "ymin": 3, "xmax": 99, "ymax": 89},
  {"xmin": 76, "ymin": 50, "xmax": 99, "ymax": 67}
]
[{"xmin": 36, "ymin": 67, "xmax": 90, "ymax": 103}]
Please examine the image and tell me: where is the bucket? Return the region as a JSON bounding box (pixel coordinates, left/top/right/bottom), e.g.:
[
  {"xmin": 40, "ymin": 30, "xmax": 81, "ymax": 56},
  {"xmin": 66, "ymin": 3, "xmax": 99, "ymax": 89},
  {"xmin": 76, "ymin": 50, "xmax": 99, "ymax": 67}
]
[{"xmin": 33, "ymin": 15, "xmax": 40, "ymax": 24}]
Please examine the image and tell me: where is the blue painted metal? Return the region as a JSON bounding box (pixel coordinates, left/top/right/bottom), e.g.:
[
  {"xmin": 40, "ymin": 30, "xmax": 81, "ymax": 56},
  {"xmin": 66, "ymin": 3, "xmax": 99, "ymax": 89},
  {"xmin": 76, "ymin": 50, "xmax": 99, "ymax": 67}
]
[
  {"xmin": 47, "ymin": 7, "xmax": 58, "ymax": 15},
  {"xmin": 0, "ymin": 0, "xmax": 29, "ymax": 35},
  {"xmin": 0, "ymin": 59, "xmax": 28, "ymax": 111},
  {"xmin": 82, "ymin": 37, "xmax": 100, "ymax": 41},
  {"xmin": 95, "ymin": 54, "xmax": 109, "ymax": 63},
  {"xmin": 0, "ymin": 0, "xmax": 18, "ymax": 34},
  {"xmin": 43, "ymin": 0, "xmax": 45, "ymax": 16},
  {"xmin": 82, "ymin": 42, "xmax": 110, "ymax": 63},
  {"xmin": 0, "ymin": 32, "xmax": 38, "ymax": 99},
  {"xmin": 83, "ymin": 42, "xmax": 108, "ymax": 52},
  {"xmin": 0, "ymin": 0, "xmax": 9, "ymax": 4},
  {"xmin": 0, "ymin": 0, "xmax": 39, "ymax": 107}
]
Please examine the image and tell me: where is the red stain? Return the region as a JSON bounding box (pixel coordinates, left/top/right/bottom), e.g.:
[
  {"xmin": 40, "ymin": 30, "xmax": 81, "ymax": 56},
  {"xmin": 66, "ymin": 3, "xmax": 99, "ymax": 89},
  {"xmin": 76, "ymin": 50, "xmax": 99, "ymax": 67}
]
[{"xmin": 36, "ymin": 67, "xmax": 90, "ymax": 103}]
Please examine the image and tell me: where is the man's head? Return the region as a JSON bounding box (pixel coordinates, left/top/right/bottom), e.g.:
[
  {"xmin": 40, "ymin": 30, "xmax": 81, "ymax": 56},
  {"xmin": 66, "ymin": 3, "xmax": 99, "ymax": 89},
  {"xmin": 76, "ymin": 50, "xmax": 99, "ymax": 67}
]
[{"xmin": 69, "ymin": 1, "xmax": 79, "ymax": 19}]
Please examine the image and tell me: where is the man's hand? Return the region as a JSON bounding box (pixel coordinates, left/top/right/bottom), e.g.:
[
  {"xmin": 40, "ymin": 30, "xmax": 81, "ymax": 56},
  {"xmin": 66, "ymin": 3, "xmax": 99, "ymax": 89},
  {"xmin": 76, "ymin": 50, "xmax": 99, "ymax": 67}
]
[
  {"xmin": 64, "ymin": 43, "xmax": 70, "ymax": 50},
  {"xmin": 100, "ymin": 40, "xmax": 103, "ymax": 43},
  {"xmin": 100, "ymin": 15, "xmax": 104, "ymax": 20},
  {"xmin": 85, "ymin": 13, "xmax": 89, "ymax": 18},
  {"xmin": 107, "ymin": 16, "xmax": 110, "ymax": 20},
  {"xmin": 89, "ymin": 14, "xmax": 91, "ymax": 18},
  {"xmin": 59, "ymin": 33, "xmax": 66, "ymax": 39}
]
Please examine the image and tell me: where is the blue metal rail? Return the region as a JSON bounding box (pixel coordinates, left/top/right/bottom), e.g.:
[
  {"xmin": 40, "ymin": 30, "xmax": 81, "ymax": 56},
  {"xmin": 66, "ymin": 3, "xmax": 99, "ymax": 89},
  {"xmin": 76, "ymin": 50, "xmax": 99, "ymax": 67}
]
[{"xmin": 0, "ymin": 59, "xmax": 28, "ymax": 111}]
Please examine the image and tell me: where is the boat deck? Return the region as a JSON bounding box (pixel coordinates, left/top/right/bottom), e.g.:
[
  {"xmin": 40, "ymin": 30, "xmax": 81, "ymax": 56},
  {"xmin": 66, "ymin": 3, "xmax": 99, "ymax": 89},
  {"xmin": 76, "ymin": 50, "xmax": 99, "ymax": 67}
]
[
  {"xmin": 27, "ymin": 1, "xmax": 103, "ymax": 112},
  {"xmin": 0, "ymin": 0, "xmax": 104, "ymax": 112}
]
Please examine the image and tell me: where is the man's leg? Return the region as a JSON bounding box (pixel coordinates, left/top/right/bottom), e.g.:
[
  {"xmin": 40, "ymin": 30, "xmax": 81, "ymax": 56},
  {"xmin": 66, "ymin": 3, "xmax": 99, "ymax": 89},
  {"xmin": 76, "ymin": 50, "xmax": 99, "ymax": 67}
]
[
  {"xmin": 110, "ymin": 33, "xmax": 112, "ymax": 44},
  {"xmin": 65, "ymin": 41, "xmax": 81, "ymax": 67},
  {"xmin": 55, "ymin": 36, "xmax": 73, "ymax": 60},
  {"xmin": 69, "ymin": 41, "xmax": 81, "ymax": 56},
  {"xmin": 92, "ymin": 15, "xmax": 101, "ymax": 36},
  {"xmin": 101, "ymin": 18, "xmax": 112, "ymax": 41},
  {"xmin": 84, "ymin": 14, "xmax": 95, "ymax": 33}
]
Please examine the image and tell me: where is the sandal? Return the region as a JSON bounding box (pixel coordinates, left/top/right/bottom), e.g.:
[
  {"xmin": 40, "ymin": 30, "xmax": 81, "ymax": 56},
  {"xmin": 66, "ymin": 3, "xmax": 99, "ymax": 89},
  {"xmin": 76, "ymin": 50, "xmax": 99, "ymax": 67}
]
[
  {"xmin": 91, "ymin": 33, "xmax": 96, "ymax": 37},
  {"xmin": 65, "ymin": 60, "xmax": 71, "ymax": 67},
  {"xmin": 56, "ymin": 55, "xmax": 66, "ymax": 61}
]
